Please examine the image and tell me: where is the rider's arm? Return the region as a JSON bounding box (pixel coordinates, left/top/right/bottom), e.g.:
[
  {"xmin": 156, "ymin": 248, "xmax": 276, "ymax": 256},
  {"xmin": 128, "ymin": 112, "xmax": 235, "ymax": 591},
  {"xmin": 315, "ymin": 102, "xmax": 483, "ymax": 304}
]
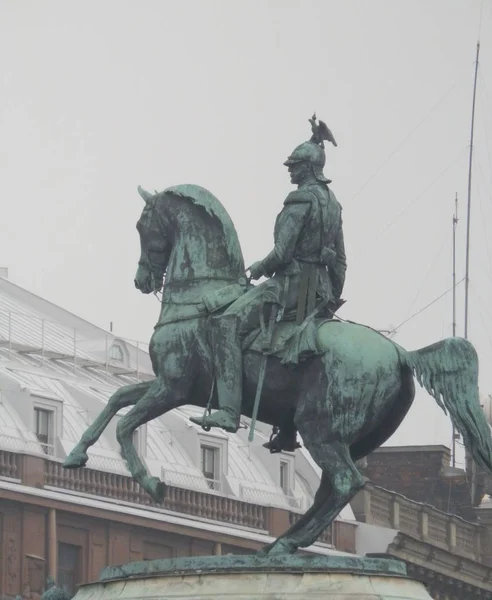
[{"xmin": 260, "ymin": 198, "xmax": 311, "ymax": 277}]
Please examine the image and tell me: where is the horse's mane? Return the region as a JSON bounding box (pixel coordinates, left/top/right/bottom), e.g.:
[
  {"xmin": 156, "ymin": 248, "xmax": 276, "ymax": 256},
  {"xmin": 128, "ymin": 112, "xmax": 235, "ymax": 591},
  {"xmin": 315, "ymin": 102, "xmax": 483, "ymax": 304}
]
[{"xmin": 164, "ymin": 184, "xmax": 244, "ymax": 271}]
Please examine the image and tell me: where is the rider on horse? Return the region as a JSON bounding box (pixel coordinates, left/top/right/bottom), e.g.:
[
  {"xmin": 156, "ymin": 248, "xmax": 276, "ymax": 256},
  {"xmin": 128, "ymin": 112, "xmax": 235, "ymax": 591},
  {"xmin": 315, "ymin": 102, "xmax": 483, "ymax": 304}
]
[{"xmin": 190, "ymin": 115, "xmax": 347, "ymax": 451}]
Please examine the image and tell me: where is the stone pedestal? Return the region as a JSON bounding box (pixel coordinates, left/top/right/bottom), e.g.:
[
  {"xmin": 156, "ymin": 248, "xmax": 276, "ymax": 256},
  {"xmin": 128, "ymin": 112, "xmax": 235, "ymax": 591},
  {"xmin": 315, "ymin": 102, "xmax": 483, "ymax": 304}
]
[{"xmin": 73, "ymin": 555, "xmax": 433, "ymax": 599}]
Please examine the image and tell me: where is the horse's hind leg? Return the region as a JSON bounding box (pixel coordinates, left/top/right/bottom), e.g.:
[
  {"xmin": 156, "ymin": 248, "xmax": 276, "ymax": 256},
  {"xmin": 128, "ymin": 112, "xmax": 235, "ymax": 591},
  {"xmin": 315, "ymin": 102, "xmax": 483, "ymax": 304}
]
[
  {"xmin": 64, "ymin": 380, "xmax": 153, "ymax": 468},
  {"xmin": 257, "ymin": 472, "xmax": 332, "ymax": 556},
  {"xmin": 258, "ymin": 459, "xmax": 335, "ymax": 555},
  {"xmin": 264, "ymin": 441, "xmax": 365, "ymax": 554}
]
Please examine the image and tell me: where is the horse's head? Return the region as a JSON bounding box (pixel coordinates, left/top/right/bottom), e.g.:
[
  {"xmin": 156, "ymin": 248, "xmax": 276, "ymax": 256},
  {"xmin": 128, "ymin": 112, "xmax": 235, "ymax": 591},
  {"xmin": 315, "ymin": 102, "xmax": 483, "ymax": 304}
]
[
  {"xmin": 134, "ymin": 186, "xmax": 171, "ymax": 294},
  {"xmin": 135, "ymin": 183, "xmax": 246, "ymax": 298}
]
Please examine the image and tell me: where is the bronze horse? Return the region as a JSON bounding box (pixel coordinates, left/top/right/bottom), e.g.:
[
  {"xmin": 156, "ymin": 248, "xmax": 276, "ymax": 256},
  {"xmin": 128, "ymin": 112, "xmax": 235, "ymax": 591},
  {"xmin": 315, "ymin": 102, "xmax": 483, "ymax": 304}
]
[{"xmin": 64, "ymin": 184, "xmax": 492, "ymax": 555}]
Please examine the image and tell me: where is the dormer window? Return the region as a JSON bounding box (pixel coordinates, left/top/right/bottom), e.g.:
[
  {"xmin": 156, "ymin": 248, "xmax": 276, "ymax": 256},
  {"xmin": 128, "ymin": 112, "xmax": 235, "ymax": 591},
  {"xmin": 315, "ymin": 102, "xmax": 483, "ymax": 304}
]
[
  {"xmin": 109, "ymin": 344, "xmax": 124, "ymax": 362},
  {"xmin": 32, "ymin": 398, "xmax": 62, "ymax": 456},
  {"xmin": 132, "ymin": 427, "xmax": 146, "ymax": 457},
  {"xmin": 34, "ymin": 407, "xmax": 54, "ymax": 455},
  {"xmin": 280, "ymin": 460, "xmax": 289, "ymax": 494},
  {"xmin": 201, "ymin": 445, "xmax": 220, "ymax": 491},
  {"xmin": 132, "ymin": 429, "xmax": 140, "ymax": 453}
]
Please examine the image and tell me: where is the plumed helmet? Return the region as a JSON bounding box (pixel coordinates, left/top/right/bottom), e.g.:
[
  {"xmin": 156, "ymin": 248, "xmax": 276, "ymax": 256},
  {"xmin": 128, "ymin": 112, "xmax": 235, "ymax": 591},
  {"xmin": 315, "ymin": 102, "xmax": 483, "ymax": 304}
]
[{"xmin": 283, "ymin": 114, "xmax": 337, "ymax": 184}]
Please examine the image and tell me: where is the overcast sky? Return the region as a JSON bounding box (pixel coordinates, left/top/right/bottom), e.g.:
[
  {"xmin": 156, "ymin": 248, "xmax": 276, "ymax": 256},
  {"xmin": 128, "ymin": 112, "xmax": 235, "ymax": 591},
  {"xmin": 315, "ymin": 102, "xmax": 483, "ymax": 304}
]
[{"xmin": 2, "ymin": 1, "xmax": 492, "ymax": 461}]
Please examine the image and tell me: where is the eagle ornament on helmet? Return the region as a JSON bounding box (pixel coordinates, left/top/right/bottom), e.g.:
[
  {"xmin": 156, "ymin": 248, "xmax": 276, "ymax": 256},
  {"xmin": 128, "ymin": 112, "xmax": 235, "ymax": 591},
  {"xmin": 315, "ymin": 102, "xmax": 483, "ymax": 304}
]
[{"xmin": 283, "ymin": 114, "xmax": 337, "ymax": 184}]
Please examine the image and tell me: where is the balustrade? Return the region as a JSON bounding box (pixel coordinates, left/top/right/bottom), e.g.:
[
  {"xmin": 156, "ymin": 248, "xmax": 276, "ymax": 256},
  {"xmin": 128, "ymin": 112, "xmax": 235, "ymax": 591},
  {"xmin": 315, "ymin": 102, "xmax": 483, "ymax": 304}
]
[
  {"xmin": 12, "ymin": 450, "xmax": 467, "ymax": 560},
  {"xmin": 0, "ymin": 450, "xmax": 20, "ymax": 479},
  {"xmin": 360, "ymin": 483, "xmax": 482, "ymax": 560},
  {"xmin": 44, "ymin": 459, "xmax": 267, "ymax": 530}
]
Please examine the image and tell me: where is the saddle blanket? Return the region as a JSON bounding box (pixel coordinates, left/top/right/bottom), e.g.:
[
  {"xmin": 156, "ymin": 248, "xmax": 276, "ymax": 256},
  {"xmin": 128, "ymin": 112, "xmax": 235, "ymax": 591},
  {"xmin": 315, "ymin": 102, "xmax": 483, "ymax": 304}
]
[{"xmin": 244, "ymin": 318, "xmax": 333, "ymax": 365}]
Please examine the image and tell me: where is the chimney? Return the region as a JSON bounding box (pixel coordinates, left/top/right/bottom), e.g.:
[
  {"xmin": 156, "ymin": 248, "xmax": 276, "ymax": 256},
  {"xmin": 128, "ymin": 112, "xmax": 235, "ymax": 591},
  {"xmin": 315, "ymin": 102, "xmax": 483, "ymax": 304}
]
[{"xmin": 0, "ymin": 268, "xmax": 8, "ymax": 279}]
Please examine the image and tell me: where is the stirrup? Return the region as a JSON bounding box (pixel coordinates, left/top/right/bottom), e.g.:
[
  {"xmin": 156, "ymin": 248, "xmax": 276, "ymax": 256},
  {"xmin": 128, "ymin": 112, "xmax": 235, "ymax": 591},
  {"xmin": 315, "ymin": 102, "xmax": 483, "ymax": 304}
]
[{"xmin": 189, "ymin": 410, "xmax": 239, "ymax": 433}]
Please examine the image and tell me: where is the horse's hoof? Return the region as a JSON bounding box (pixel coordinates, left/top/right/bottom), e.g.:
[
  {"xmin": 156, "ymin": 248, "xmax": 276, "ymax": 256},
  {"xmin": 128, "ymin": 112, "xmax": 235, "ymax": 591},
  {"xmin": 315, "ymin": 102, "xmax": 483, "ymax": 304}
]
[
  {"xmin": 145, "ymin": 476, "xmax": 166, "ymax": 503},
  {"xmin": 256, "ymin": 541, "xmax": 275, "ymax": 557},
  {"xmin": 259, "ymin": 539, "xmax": 296, "ymax": 556},
  {"xmin": 63, "ymin": 451, "xmax": 88, "ymax": 469}
]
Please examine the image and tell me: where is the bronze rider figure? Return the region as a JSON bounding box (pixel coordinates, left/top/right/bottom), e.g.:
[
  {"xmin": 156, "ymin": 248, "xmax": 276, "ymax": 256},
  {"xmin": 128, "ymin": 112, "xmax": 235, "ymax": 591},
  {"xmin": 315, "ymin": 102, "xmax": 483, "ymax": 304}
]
[{"xmin": 190, "ymin": 115, "xmax": 347, "ymax": 452}]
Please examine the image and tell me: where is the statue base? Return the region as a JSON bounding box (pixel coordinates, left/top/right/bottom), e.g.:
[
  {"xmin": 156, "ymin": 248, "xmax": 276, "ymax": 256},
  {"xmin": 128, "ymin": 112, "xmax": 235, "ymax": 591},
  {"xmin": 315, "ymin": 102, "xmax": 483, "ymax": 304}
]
[{"xmin": 73, "ymin": 554, "xmax": 432, "ymax": 599}]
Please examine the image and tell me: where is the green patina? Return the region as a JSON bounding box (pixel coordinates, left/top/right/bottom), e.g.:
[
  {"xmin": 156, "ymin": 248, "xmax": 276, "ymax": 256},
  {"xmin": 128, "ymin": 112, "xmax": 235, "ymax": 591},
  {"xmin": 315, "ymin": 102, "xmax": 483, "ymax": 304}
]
[
  {"xmin": 41, "ymin": 577, "xmax": 71, "ymax": 600},
  {"xmin": 63, "ymin": 115, "xmax": 492, "ymax": 557},
  {"xmin": 98, "ymin": 554, "xmax": 407, "ymax": 582}
]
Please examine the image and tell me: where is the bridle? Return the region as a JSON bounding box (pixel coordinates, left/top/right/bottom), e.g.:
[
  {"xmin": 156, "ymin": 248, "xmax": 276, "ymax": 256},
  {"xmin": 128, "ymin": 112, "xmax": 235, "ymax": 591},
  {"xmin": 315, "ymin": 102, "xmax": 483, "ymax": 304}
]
[
  {"xmin": 137, "ymin": 258, "xmax": 164, "ymax": 298},
  {"xmin": 137, "ymin": 198, "xmax": 168, "ymax": 296}
]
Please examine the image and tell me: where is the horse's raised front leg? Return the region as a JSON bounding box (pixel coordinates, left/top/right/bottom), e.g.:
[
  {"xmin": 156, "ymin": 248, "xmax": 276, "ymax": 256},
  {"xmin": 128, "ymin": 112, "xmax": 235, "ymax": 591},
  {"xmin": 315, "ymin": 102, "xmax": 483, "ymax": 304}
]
[
  {"xmin": 63, "ymin": 380, "xmax": 153, "ymax": 469},
  {"xmin": 116, "ymin": 377, "xmax": 187, "ymax": 503},
  {"xmin": 262, "ymin": 441, "xmax": 365, "ymax": 555}
]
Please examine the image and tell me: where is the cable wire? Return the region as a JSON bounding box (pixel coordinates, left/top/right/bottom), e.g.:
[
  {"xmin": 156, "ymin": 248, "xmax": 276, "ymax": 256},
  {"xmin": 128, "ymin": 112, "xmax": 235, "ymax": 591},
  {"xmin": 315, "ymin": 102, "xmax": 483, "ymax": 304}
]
[
  {"xmin": 390, "ymin": 277, "xmax": 465, "ymax": 334},
  {"xmin": 400, "ymin": 228, "xmax": 451, "ymax": 326},
  {"xmin": 350, "ymin": 73, "xmax": 467, "ymax": 202},
  {"xmin": 354, "ymin": 146, "xmax": 468, "ymax": 259}
]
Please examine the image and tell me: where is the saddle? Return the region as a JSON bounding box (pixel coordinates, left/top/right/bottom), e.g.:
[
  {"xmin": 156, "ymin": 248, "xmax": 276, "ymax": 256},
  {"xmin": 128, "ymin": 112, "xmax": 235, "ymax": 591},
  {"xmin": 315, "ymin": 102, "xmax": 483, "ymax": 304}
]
[{"xmin": 243, "ymin": 317, "xmax": 331, "ymax": 365}]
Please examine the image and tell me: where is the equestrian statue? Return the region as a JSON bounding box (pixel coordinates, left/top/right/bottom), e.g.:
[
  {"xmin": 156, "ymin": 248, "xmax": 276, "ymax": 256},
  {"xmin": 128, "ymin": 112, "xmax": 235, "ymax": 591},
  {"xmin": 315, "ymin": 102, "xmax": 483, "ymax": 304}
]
[{"xmin": 64, "ymin": 115, "xmax": 492, "ymax": 556}]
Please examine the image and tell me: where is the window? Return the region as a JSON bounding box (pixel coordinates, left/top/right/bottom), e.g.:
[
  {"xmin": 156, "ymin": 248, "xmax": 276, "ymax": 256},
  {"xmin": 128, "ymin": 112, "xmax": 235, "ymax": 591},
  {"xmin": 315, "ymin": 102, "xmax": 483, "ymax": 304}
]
[
  {"xmin": 34, "ymin": 407, "xmax": 54, "ymax": 455},
  {"xmin": 109, "ymin": 344, "xmax": 124, "ymax": 362},
  {"xmin": 132, "ymin": 428, "xmax": 142, "ymax": 456},
  {"xmin": 280, "ymin": 460, "xmax": 289, "ymax": 494},
  {"xmin": 201, "ymin": 445, "xmax": 220, "ymax": 491},
  {"xmin": 58, "ymin": 543, "xmax": 81, "ymax": 597}
]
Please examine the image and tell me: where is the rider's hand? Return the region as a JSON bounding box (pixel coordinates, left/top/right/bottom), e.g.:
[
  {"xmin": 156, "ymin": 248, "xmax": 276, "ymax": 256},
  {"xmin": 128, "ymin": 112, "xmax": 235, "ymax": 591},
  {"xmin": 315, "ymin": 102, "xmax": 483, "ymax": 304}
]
[{"xmin": 249, "ymin": 261, "xmax": 265, "ymax": 280}]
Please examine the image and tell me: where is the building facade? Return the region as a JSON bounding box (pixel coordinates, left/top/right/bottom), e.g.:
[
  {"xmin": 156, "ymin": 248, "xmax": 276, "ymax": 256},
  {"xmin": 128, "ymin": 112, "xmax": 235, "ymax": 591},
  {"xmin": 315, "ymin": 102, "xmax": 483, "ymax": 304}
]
[
  {"xmin": 2, "ymin": 275, "xmax": 492, "ymax": 599},
  {"xmin": 0, "ymin": 275, "xmax": 355, "ymax": 599},
  {"xmin": 0, "ymin": 452, "xmax": 357, "ymax": 599},
  {"xmin": 355, "ymin": 446, "xmax": 492, "ymax": 598}
]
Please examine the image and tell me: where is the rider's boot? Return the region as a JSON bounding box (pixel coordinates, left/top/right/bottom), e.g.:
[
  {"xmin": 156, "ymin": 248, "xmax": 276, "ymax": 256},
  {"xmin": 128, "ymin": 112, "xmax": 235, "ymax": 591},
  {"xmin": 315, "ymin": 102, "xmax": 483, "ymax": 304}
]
[
  {"xmin": 189, "ymin": 314, "xmax": 241, "ymax": 433},
  {"xmin": 263, "ymin": 426, "xmax": 302, "ymax": 453}
]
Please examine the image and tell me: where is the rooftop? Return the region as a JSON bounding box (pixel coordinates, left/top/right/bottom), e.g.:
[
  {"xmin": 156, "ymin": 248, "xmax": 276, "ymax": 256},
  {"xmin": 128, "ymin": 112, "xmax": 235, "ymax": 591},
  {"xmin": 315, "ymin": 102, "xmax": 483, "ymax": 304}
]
[{"xmin": 0, "ymin": 274, "xmax": 354, "ymax": 519}]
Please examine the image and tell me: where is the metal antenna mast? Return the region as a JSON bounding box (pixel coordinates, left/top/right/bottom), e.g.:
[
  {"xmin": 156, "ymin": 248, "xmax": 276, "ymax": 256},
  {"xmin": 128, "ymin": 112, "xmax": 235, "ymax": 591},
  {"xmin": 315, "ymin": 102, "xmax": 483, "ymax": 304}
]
[
  {"xmin": 452, "ymin": 193, "xmax": 458, "ymax": 468},
  {"xmin": 464, "ymin": 41, "xmax": 480, "ymax": 340},
  {"xmin": 464, "ymin": 41, "xmax": 480, "ymax": 504}
]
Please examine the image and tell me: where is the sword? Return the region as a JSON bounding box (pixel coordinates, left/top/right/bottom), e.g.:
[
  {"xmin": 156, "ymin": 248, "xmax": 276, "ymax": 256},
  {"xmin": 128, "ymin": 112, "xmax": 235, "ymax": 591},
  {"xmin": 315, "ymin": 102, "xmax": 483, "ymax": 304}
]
[{"xmin": 248, "ymin": 304, "xmax": 277, "ymax": 443}]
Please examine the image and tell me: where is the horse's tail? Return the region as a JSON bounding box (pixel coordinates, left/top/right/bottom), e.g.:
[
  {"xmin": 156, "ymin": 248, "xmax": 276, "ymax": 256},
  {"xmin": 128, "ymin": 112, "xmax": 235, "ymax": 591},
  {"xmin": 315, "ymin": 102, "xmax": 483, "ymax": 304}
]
[{"xmin": 399, "ymin": 337, "xmax": 492, "ymax": 472}]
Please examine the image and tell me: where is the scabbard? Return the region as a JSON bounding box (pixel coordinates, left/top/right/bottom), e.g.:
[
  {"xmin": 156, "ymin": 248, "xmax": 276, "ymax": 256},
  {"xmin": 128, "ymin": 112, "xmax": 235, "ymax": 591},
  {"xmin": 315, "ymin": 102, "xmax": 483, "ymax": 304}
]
[
  {"xmin": 249, "ymin": 305, "xmax": 277, "ymax": 443},
  {"xmin": 296, "ymin": 267, "xmax": 309, "ymax": 325},
  {"xmin": 296, "ymin": 263, "xmax": 316, "ymax": 325},
  {"xmin": 306, "ymin": 264, "xmax": 317, "ymax": 315}
]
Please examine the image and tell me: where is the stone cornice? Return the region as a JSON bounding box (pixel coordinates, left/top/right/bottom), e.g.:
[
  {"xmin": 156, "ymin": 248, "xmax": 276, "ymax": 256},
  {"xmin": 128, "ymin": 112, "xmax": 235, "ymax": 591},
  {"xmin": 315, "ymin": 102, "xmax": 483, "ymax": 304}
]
[
  {"xmin": 352, "ymin": 482, "xmax": 483, "ymax": 560},
  {"xmin": 387, "ymin": 533, "xmax": 492, "ymax": 596}
]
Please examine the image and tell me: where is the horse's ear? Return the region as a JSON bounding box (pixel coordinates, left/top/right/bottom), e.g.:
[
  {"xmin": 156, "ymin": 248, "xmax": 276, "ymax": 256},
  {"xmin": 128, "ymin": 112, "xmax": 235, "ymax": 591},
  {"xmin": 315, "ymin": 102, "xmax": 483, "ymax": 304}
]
[{"xmin": 137, "ymin": 185, "xmax": 154, "ymax": 204}]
